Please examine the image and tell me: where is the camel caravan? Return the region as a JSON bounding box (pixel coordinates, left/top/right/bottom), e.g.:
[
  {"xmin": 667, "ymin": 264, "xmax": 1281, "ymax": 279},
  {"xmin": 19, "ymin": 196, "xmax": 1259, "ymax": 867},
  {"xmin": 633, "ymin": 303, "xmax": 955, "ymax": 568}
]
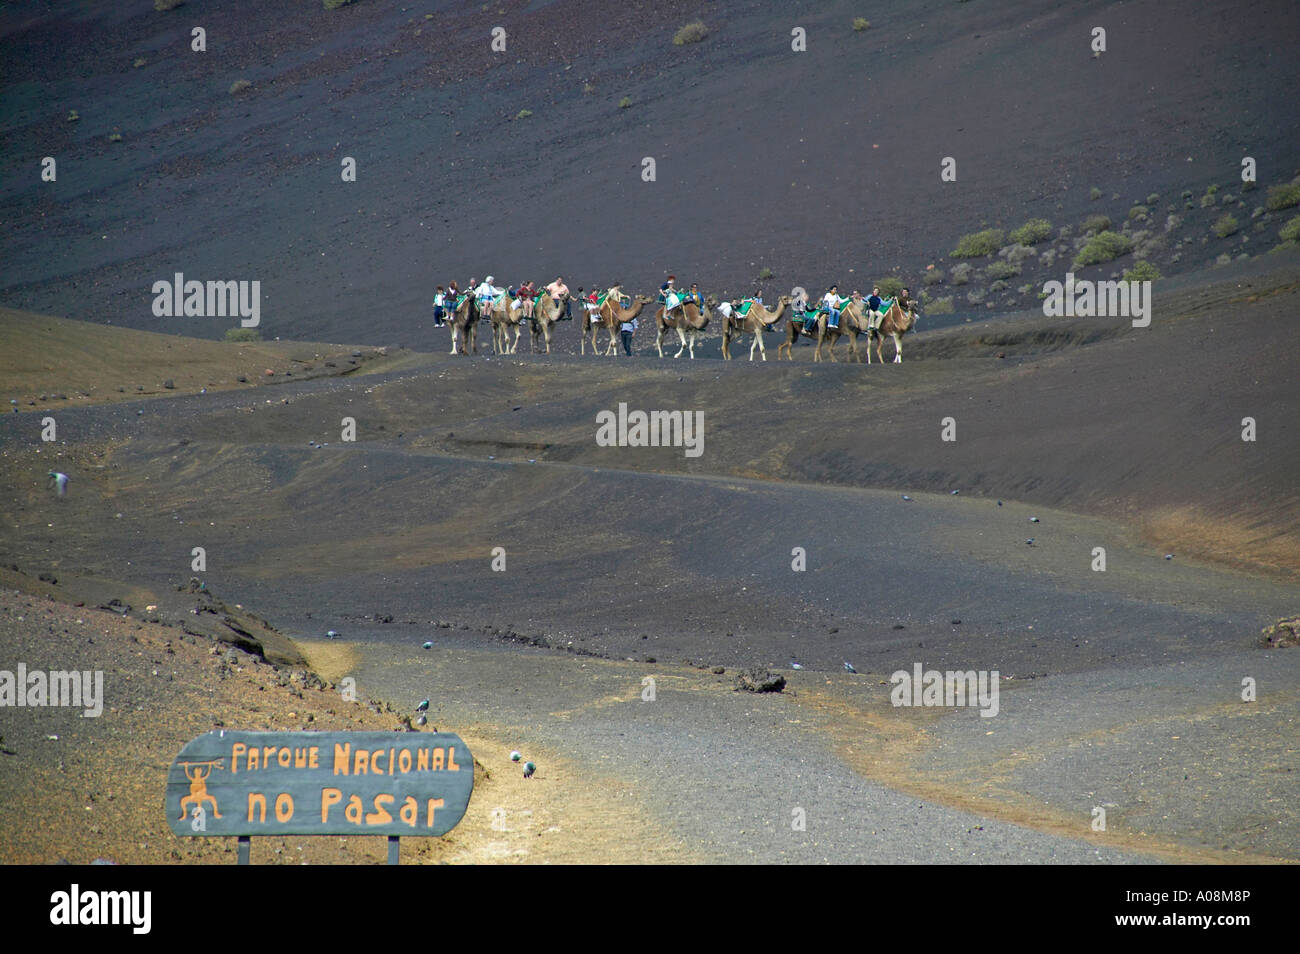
[{"xmin": 438, "ymin": 274, "xmax": 921, "ymax": 363}]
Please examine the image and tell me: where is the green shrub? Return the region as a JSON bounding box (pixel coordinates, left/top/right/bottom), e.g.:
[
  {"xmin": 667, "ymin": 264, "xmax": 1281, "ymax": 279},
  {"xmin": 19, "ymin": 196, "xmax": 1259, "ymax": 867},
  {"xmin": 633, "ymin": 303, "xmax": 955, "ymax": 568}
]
[
  {"xmin": 1265, "ymin": 182, "xmax": 1300, "ymax": 211},
  {"xmin": 950, "ymin": 263, "xmax": 972, "ymax": 285},
  {"xmin": 155, "ymin": 0, "xmax": 184, "ymax": 9},
  {"xmin": 853, "ymin": 18, "xmax": 870, "ymax": 31},
  {"xmin": 323, "ymin": 0, "xmax": 354, "ymax": 9},
  {"xmin": 875, "ymin": 277, "xmax": 904, "ymax": 298},
  {"xmin": 1122, "ymin": 260, "xmax": 1162, "ymax": 282},
  {"xmin": 922, "ymin": 268, "xmax": 945, "ymax": 285},
  {"xmin": 926, "ymin": 296, "xmax": 955, "ymax": 315},
  {"xmin": 229, "ymin": 79, "xmax": 251, "ymax": 95},
  {"xmin": 1212, "ymin": 213, "xmax": 1239, "ymax": 238},
  {"xmin": 1082, "ymin": 214, "xmax": 1111, "ymax": 234},
  {"xmin": 515, "ymin": 109, "xmax": 532, "ymax": 120},
  {"xmin": 108, "ymin": 131, "xmax": 122, "ymax": 142},
  {"xmin": 1073, "ymin": 231, "xmax": 1133, "ymax": 267},
  {"xmin": 673, "ymin": 22, "xmax": 708, "ymax": 45},
  {"xmin": 1009, "ymin": 218, "xmax": 1052, "ymax": 245},
  {"xmin": 1277, "ymin": 216, "xmax": 1300, "ymax": 243},
  {"xmin": 1146, "ymin": 193, "xmax": 1160, "ymax": 204},
  {"xmin": 985, "ymin": 260, "xmax": 1021, "ymax": 280},
  {"xmin": 1089, "ymin": 187, "xmax": 1102, "ymax": 201},
  {"xmin": 1206, "ymin": 184, "xmax": 1219, "ymax": 195},
  {"xmin": 224, "ymin": 328, "xmax": 262, "ymax": 342},
  {"xmin": 1201, "ymin": 192, "xmax": 1217, "ymax": 207},
  {"xmin": 1127, "ymin": 204, "xmax": 1148, "ymax": 220},
  {"xmin": 757, "ymin": 267, "xmax": 773, "ymax": 280},
  {"xmin": 950, "ymin": 228, "xmax": 1004, "ymax": 257},
  {"xmin": 133, "ymin": 57, "xmax": 147, "ymax": 68},
  {"xmin": 618, "ymin": 96, "xmax": 632, "ymax": 109}
]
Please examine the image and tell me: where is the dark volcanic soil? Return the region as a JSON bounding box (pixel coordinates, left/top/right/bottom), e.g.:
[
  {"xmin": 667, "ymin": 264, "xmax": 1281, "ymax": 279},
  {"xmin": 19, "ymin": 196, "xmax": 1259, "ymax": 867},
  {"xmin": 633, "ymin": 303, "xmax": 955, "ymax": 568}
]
[{"xmin": 3, "ymin": 0, "xmax": 1299, "ymax": 346}]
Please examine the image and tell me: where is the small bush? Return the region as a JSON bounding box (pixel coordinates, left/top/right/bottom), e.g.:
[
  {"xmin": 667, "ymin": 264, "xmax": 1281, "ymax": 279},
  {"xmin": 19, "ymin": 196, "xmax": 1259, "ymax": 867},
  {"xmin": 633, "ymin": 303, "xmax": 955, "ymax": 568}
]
[
  {"xmin": 1017, "ymin": 284, "xmax": 1032, "ymax": 295},
  {"xmin": 1201, "ymin": 192, "xmax": 1217, "ymax": 208},
  {"xmin": 108, "ymin": 131, "xmax": 122, "ymax": 142},
  {"xmin": 1265, "ymin": 182, "xmax": 1300, "ymax": 211},
  {"xmin": 1146, "ymin": 192, "xmax": 1160, "ymax": 204},
  {"xmin": 673, "ymin": 22, "xmax": 708, "ymax": 45},
  {"xmin": 515, "ymin": 109, "xmax": 532, "ymax": 120},
  {"xmin": 951, "ymin": 228, "xmax": 1004, "ymax": 257},
  {"xmin": 582, "ymin": 83, "xmax": 595, "ymax": 94},
  {"xmin": 853, "ymin": 18, "xmax": 870, "ymax": 31},
  {"xmin": 1089, "ymin": 187, "xmax": 1102, "ymax": 201},
  {"xmin": 618, "ymin": 96, "xmax": 632, "ymax": 109},
  {"xmin": 922, "ymin": 268, "xmax": 945, "ymax": 286},
  {"xmin": 224, "ymin": 328, "xmax": 261, "ymax": 342},
  {"xmin": 323, "ymin": 0, "xmax": 355, "ymax": 9},
  {"xmin": 1206, "ymin": 184, "xmax": 1219, "ymax": 195},
  {"xmin": 985, "ymin": 260, "xmax": 1021, "ymax": 280},
  {"xmin": 1122, "ymin": 260, "xmax": 1162, "ymax": 282},
  {"xmin": 757, "ymin": 267, "xmax": 773, "ymax": 280},
  {"xmin": 1127, "ymin": 204, "xmax": 1148, "ymax": 220},
  {"xmin": 989, "ymin": 279, "xmax": 1009, "ymax": 293},
  {"xmin": 1277, "ymin": 216, "xmax": 1300, "ymax": 243},
  {"xmin": 133, "ymin": 57, "xmax": 147, "ymax": 68},
  {"xmin": 1212, "ymin": 213, "xmax": 1239, "ymax": 238},
  {"xmin": 926, "ymin": 296, "xmax": 955, "ymax": 315},
  {"xmin": 1082, "ymin": 214, "xmax": 1111, "ymax": 234},
  {"xmin": 155, "ymin": 0, "xmax": 184, "ymax": 9},
  {"xmin": 1009, "ymin": 218, "xmax": 1052, "ymax": 245},
  {"xmin": 229, "ymin": 79, "xmax": 252, "ymax": 95},
  {"xmin": 950, "ymin": 263, "xmax": 973, "ymax": 285},
  {"xmin": 67, "ymin": 110, "xmax": 79, "ymax": 122},
  {"xmin": 1073, "ymin": 231, "xmax": 1133, "ymax": 267},
  {"xmin": 873, "ymin": 277, "xmax": 904, "ymax": 298}
]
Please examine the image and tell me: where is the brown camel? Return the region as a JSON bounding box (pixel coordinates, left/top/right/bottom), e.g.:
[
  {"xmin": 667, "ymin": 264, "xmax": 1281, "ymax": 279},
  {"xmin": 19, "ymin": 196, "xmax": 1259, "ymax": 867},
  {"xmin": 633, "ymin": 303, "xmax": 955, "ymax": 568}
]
[
  {"xmin": 529, "ymin": 291, "xmax": 569, "ymax": 354},
  {"xmin": 869, "ymin": 300, "xmax": 921, "ymax": 363},
  {"xmin": 814, "ymin": 297, "xmax": 874, "ymax": 363},
  {"xmin": 655, "ymin": 296, "xmax": 712, "ymax": 358},
  {"xmin": 721, "ymin": 296, "xmax": 791, "ymax": 361},
  {"xmin": 776, "ymin": 306, "xmax": 820, "ymax": 360},
  {"xmin": 485, "ymin": 293, "xmax": 521, "ymax": 354},
  {"xmin": 590, "ymin": 295, "xmax": 652, "ymax": 356},
  {"xmin": 447, "ymin": 292, "xmax": 482, "ymax": 355}
]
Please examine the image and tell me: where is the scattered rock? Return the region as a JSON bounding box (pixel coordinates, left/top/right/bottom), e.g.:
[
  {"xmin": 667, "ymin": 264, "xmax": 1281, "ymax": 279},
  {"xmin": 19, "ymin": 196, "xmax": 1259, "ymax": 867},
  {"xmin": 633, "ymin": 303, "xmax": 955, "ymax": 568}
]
[
  {"xmin": 163, "ymin": 380, "xmax": 175, "ymax": 389},
  {"xmin": 735, "ymin": 668, "xmax": 786, "ymax": 693}
]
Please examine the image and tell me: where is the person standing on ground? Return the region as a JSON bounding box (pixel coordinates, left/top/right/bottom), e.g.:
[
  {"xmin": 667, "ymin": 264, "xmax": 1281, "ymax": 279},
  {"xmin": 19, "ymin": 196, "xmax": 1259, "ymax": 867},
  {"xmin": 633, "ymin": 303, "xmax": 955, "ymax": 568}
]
[{"xmin": 620, "ymin": 312, "xmax": 637, "ymax": 356}]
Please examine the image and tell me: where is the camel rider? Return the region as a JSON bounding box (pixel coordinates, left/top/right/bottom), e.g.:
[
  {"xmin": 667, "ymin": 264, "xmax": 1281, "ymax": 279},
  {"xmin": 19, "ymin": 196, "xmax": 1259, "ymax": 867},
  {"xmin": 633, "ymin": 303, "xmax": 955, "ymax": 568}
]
[
  {"xmin": 659, "ymin": 276, "xmax": 681, "ymax": 314},
  {"xmin": 898, "ymin": 287, "xmax": 914, "ymax": 313},
  {"xmin": 475, "ymin": 276, "xmax": 502, "ymax": 315},
  {"xmin": 519, "ymin": 279, "xmax": 536, "ymax": 319},
  {"xmin": 791, "ymin": 288, "xmax": 811, "ymax": 331},
  {"xmin": 606, "ymin": 282, "xmax": 625, "ymax": 307},
  {"xmin": 546, "ymin": 276, "xmax": 571, "ymax": 319},
  {"xmin": 686, "ymin": 283, "xmax": 704, "ymax": 309},
  {"xmin": 867, "ymin": 286, "xmax": 883, "ymax": 315},
  {"xmin": 823, "ymin": 285, "xmax": 846, "ymax": 330}
]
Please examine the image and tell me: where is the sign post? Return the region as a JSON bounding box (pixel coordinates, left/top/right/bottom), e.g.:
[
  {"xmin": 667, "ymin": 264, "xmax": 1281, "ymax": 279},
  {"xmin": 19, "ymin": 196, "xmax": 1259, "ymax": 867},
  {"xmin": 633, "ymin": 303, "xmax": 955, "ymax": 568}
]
[{"xmin": 166, "ymin": 730, "xmax": 474, "ymax": 863}]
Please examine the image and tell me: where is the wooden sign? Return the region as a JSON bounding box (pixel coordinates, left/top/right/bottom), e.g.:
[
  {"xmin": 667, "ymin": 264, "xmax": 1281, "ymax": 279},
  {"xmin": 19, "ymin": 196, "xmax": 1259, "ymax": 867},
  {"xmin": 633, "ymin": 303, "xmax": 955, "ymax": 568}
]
[{"xmin": 166, "ymin": 731, "xmax": 474, "ymax": 839}]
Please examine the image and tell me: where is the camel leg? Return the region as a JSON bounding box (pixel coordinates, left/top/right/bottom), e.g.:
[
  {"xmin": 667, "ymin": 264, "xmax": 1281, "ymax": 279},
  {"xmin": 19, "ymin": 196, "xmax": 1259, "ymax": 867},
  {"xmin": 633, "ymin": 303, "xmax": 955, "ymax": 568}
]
[
  {"xmin": 893, "ymin": 332, "xmax": 903, "ymax": 363},
  {"xmin": 449, "ymin": 326, "xmax": 459, "ymax": 355},
  {"xmin": 721, "ymin": 332, "xmax": 730, "ymax": 360},
  {"xmin": 674, "ymin": 327, "xmax": 686, "ymax": 358},
  {"xmin": 657, "ymin": 328, "xmax": 665, "ymax": 358},
  {"xmin": 688, "ymin": 331, "xmax": 696, "ymax": 359}
]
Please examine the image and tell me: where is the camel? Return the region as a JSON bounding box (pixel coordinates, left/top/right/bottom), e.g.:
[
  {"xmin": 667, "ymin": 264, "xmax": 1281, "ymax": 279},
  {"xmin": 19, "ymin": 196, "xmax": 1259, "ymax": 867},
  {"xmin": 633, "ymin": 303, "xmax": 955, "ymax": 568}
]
[
  {"xmin": 588, "ymin": 295, "xmax": 652, "ymax": 356},
  {"xmin": 529, "ymin": 291, "xmax": 569, "ymax": 354},
  {"xmin": 720, "ymin": 296, "xmax": 791, "ymax": 361},
  {"xmin": 814, "ymin": 297, "xmax": 874, "ymax": 363},
  {"xmin": 487, "ymin": 292, "xmax": 529, "ymax": 354},
  {"xmin": 447, "ymin": 292, "xmax": 483, "ymax": 355},
  {"xmin": 869, "ymin": 299, "xmax": 921, "ymax": 363},
  {"xmin": 655, "ymin": 295, "xmax": 712, "ymax": 358}
]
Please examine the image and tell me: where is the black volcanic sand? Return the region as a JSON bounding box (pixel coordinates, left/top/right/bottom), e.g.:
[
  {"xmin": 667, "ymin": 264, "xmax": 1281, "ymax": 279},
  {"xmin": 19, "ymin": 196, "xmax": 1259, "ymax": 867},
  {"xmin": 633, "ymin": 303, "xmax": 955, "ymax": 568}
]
[
  {"xmin": 3, "ymin": 0, "xmax": 1300, "ymax": 345},
  {"xmin": 1, "ymin": 263, "xmax": 1297, "ymax": 862}
]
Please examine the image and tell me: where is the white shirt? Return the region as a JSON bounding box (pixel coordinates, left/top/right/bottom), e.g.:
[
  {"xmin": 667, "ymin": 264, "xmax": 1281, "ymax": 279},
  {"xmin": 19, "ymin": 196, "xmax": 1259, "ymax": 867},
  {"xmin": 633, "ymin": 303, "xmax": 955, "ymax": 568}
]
[
  {"xmin": 475, "ymin": 282, "xmax": 500, "ymax": 299},
  {"xmin": 823, "ymin": 292, "xmax": 844, "ymax": 309}
]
